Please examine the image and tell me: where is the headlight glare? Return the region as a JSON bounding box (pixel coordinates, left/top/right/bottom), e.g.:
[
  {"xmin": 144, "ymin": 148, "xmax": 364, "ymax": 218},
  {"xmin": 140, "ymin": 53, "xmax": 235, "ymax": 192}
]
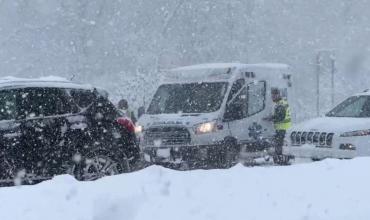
[
  {"xmin": 195, "ymin": 121, "xmax": 217, "ymax": 135},
  {"xmin": 135, "ymin": 125, "xmax": 143, "ymax": 134}
]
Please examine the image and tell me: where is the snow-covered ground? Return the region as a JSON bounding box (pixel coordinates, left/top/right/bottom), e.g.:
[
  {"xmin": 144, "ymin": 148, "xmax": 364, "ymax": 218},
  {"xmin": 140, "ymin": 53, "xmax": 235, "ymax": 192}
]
[{"xmin": 0, "ymin": 158, "xmax": 369, "ymax": 220}]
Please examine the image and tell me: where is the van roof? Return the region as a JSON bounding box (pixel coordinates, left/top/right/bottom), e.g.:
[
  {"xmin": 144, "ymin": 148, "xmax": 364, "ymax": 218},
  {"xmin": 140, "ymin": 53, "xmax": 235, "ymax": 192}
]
[
  {"xmin": 0, "ymin": 76, "xmax": 94, "ymax": 90},
  {"xmin": 163, "ymin": 63, "xmax": 291, "ymax": 83},
  {"xmin": 169, "ymin": 63, "xmax": 290, "ymax": 72}
]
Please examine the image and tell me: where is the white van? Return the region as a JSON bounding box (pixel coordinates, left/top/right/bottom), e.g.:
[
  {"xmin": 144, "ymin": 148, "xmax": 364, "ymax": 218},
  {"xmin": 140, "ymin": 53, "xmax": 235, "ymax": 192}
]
[
  {"xmin": 283, "ymin": 90, "xmax": 370, "ymax": 161},
  {"xmin": 136, "ymin": 63, "xmax": 293, "ymax": 168}
]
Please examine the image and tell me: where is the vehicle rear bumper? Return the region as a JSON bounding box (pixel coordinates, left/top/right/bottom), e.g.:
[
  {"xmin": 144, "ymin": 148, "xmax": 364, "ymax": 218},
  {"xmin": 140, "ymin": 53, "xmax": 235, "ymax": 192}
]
[{"xmin": 283, "ymin": 145, "xmax": 356, "ymax": 159}]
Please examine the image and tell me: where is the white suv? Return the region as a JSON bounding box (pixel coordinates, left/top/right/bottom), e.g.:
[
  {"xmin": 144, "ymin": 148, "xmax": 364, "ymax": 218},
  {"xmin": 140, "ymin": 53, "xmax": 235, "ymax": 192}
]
[{"xmin": 283, "ymin": 91, "xmax": 370, "ymax": 160}]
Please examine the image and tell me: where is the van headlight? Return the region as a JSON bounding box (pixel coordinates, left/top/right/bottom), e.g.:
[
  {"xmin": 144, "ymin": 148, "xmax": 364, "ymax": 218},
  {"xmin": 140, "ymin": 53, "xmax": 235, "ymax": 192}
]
[
  {"xmin": 135, "ymin": 125, "xmax": 143, "ymax": 134},
  {"xmin": 340, "ymin": 129, "xmax": 370, "ymax": 137},
  {"xmin": 194, "ymin": 121, "xmax": 217, "ymax": 135}
]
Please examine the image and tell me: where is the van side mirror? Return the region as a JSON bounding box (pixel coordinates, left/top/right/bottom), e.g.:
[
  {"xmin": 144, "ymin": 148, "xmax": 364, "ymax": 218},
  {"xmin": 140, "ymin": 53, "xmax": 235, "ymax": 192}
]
[{"xmin": 138, "ymin": 106, "xmax": 145, "ymax": 118}]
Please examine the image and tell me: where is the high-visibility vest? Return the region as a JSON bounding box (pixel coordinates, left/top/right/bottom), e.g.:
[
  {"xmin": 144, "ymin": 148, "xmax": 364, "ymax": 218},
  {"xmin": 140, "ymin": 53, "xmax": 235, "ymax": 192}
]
[{"xmin": 274, "ymin": 99, "xmax": 292, "ymax": 130}]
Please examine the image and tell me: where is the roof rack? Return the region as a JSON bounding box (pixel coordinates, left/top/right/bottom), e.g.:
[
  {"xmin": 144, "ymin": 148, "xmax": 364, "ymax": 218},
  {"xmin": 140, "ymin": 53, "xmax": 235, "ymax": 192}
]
[
  {"xmin": 0, "ymin": 76, "xmax": 82, "ymax": 85},
  {"xmin": 0, "ymin": 80, "xmax": 74, "ymax": 85},
  {"xmin": 0, "ymin": 76, "xmax": 92, "ymax": 90}
]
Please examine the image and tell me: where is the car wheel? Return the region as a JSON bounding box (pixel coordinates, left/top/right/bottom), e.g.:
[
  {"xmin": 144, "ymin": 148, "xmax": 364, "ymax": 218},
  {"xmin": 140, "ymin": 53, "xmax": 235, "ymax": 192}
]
[
  {"xmin": 69, "ymin": 153, "xmax": 130, "ymax": 181},
  {"xmin": 221, "ymin": 138, "xmax": 240, "ymax": 168}
]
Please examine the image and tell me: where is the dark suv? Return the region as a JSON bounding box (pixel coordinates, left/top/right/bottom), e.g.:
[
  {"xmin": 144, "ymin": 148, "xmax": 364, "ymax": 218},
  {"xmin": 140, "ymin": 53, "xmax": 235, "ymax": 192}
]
[{"xmin": 0, "ymin": 78, "xmax": 141, "ymax": 185}]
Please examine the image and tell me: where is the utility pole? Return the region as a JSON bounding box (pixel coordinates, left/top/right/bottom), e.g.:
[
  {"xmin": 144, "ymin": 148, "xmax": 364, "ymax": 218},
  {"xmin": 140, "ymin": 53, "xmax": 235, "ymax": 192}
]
[
  {"xmin": 316, "ymin": 49, "xmax": 336, "ymax": 116},
  {"xmin": 227, "ymin": 2, "xmax": 234, "ymax": 44},
  {"xmin": 330, "ymin": 53, "xmax": 336, "ymax": 107},
  {"xmin": 316, "ymin": 53, "xmax": 321, "ymax": 117}
]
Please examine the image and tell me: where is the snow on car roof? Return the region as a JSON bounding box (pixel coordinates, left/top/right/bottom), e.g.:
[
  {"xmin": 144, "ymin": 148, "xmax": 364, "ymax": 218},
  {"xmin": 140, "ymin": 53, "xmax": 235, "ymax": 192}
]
[
  {"xmin": 0, "ymin": 76, "xmax": 94, "ymax": 90},
  {"xmin": 356, "ymin": 89, "xmax": 370, "ymax": 96},
  {"xmin": 349, "ymin": 90, "xmax": 370, "ymax": 97},
  {"xmin": 169, "ymin": 62, "xmax": 290, "ymax": 72}
]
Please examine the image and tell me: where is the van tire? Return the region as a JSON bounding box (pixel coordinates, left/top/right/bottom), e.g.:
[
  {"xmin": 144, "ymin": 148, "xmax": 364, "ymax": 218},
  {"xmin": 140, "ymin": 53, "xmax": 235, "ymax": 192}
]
[
  {"xmin": 273, "ymin": 155, "xmax": 291, "ymax": 165},
  {"xmin": 219, "ymin": 137, "xmax": 240, "ymax": 168}
]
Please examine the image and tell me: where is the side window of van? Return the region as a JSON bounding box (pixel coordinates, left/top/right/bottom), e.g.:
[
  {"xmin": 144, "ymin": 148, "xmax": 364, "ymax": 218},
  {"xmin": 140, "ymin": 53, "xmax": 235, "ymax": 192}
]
[
  {"xmin": 247, "ymin": 81, "xmax": 266, "ymax": 116},
  {"xmin": 224, "ymin": 79, "xmax": 248, "ymax": 121},
  {"xmin": 227, "ymin": 79, "xmax": 245, "ymax": 102}
]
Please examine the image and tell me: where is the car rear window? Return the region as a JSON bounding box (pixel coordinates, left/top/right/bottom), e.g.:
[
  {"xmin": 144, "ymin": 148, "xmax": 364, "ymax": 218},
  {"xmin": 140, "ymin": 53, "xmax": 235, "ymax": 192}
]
[
  {"xmin": 0, "ymin": 90, "xmax": 17, "ymax": 120},
  {"xmin": 69, "ymin": 89, "xmax": 96, "ymax": 108},
  {"xmin": 0, "ymin": 87, "xmax": 79, "ymax": 120},
  {"xmin": 17, "ymin": 88, "xmax": 78, "ymax": 118},
  {"xmin": 69, "ymin": 89, "xmax": 118, "ymax": 119}
]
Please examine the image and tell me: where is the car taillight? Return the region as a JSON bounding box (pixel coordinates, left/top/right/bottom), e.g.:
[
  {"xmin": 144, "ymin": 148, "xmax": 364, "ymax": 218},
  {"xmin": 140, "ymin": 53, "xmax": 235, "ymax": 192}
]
[{"xmin": 116, "ymin": 117, "xmax": 135, "ymax": 133}]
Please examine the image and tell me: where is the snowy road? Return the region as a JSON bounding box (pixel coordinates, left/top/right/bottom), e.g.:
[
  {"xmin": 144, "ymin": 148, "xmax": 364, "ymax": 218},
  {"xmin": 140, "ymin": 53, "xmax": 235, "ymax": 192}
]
[{"xmin": 0, "ymin": 158, "xmax": 369, "ymax": 220}]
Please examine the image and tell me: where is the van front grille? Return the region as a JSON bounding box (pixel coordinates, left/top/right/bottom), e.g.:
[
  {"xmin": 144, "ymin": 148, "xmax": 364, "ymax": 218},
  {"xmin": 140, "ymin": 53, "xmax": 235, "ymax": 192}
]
[{"xmin": 144, "ymin": 126, "xmax": 191, "ymax": 146}]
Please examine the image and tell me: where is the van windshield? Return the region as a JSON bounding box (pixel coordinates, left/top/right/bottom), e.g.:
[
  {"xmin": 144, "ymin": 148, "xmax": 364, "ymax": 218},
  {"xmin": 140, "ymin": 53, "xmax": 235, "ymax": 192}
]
[
  {"xmin": 147, "ymin": 82, "xmax": 228, "ymax": 114},
  {"xmin": 326, "ymin": 96, "xmax": 370, "ymax": 117}
]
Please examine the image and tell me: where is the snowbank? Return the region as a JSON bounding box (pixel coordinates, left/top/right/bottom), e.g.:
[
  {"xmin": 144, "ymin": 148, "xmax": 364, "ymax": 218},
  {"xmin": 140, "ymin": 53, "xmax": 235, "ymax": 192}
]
[{"xmin": 0, "ymin": 158, "xmax": 369, "ymax": 220}]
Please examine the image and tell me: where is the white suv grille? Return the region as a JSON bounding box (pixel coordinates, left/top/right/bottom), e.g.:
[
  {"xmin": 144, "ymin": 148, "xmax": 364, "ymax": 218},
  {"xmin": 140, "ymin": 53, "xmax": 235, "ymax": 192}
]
[
  {"xmin": 291, "ymin": 131, "xmax": 334, "ymax": 147},
  {"xmin": 144, "ymin": 126, "xmax": 191, "ymax": 146}
]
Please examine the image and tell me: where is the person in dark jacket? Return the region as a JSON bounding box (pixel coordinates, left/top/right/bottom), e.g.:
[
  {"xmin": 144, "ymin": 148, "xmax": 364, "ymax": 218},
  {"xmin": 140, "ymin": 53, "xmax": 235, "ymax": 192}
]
[{"xmin": 118, "ymin": 99, "xmax": 137, "ymax": 124}]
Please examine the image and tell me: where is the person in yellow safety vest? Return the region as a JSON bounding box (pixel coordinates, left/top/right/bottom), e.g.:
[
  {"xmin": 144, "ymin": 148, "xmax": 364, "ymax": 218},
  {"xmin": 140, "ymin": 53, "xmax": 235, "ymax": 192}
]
[{"xmin": 263, "ymin": 88, "xmax": 292, "ymax": 162}]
